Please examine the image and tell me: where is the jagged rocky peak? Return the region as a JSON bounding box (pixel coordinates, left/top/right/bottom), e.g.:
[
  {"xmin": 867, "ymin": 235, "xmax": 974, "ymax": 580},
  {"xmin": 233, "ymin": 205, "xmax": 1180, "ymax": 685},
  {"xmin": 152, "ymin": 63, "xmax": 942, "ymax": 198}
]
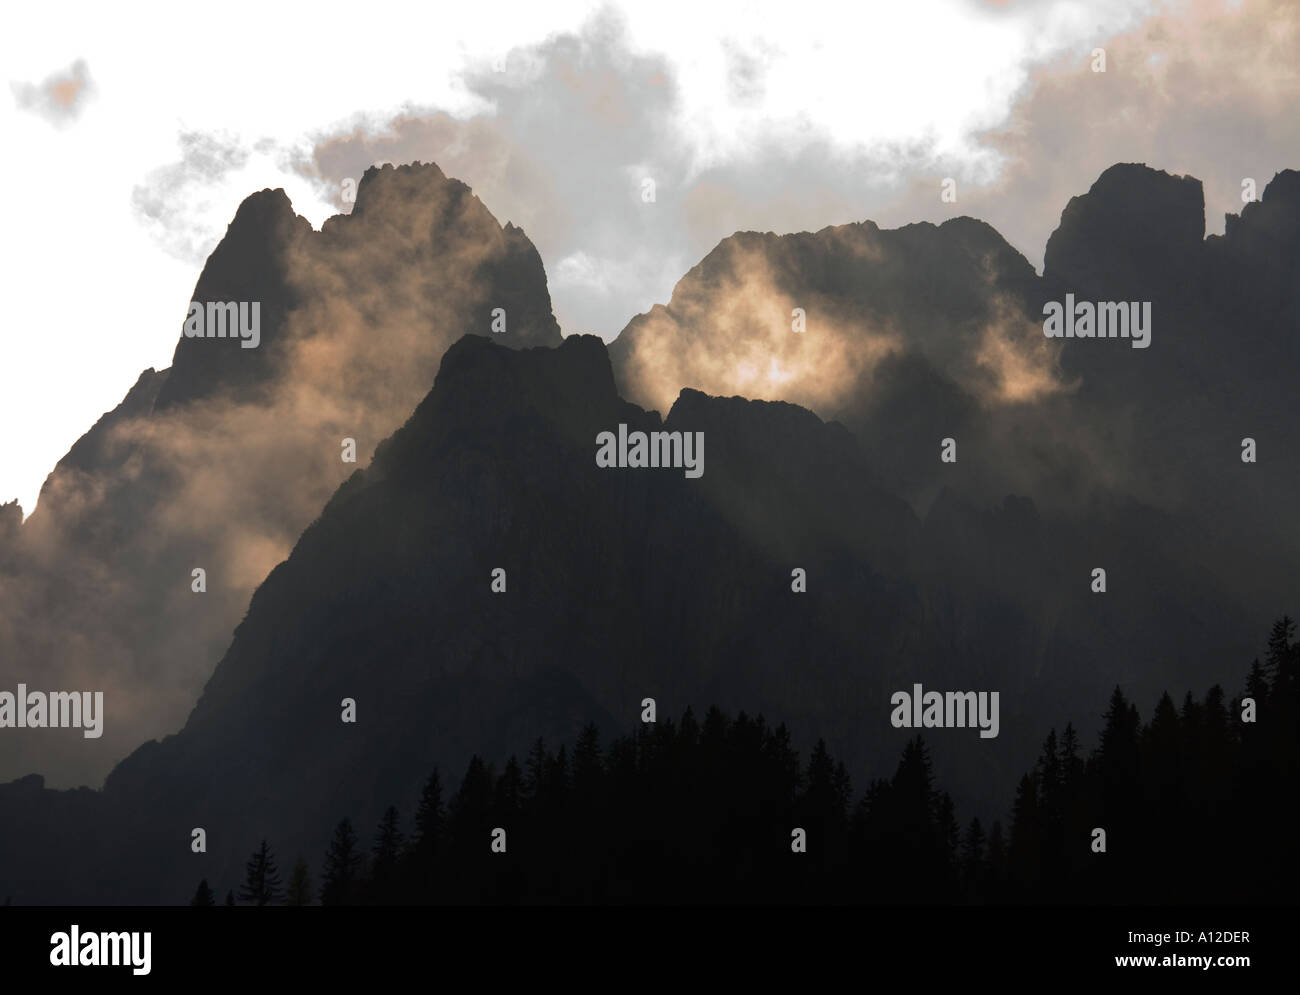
[
  {"xmin": 1224, "ymin": 169, "xmax": 1300, "ymax": 250},
  {"xmin": 346, "ymin": 159, "xmax": 452, "ymax": 218},
  {"xmin": 0, "ymin": 499, "xmax": 22, "ymax": 541},
  {"xmin": 371, "ymin": 333, "xmax": 626, "ymax": 475},
  {"xmin": 154, "ymin": 188, "xmax": 312, "ymax": 411},
  {"xmin": 1043, "ymin": 163, "xmax": 1205, "ymax": 288},
  {"xmin": 157, "ymin": 159, "xmax": 562, "ymax": 414},
  {"xmin": 324, "ymin": 160, "xmax": 563, "ymax": 348},
  {"xmin": 609, "ymin": 210, "xmax": 1041, "ymax": 426}
]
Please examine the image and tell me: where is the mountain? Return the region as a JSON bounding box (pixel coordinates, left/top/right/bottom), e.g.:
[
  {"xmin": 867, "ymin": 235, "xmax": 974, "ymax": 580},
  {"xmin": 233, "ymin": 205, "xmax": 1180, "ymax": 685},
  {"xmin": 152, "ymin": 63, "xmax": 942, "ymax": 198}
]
[
  {"xmin": 610, "ymin": 161, "xmax": 1299, "ymax": 655},
  {"xmin": 0, "ymin": 324, "xmax": 1274, "ymax": 903},
  {"xmin": 0, "ymin": 161, "xmax": 562, "ymax": 788},
  {"xmin": 1, "ymin": 161, "xmax": 1295, "ymax": 904}
]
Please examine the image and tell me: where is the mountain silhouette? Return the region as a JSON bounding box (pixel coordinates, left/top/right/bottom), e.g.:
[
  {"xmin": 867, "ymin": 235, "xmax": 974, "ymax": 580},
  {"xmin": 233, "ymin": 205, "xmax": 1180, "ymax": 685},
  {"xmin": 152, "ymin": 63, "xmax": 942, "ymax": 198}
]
[
  {"xmin": 0, "ymin": 161, "xmax": 561, "ymax": 787},
  {"xmin": 0, "ymin": 161, "xmax": 1296, "ymax": 904}
]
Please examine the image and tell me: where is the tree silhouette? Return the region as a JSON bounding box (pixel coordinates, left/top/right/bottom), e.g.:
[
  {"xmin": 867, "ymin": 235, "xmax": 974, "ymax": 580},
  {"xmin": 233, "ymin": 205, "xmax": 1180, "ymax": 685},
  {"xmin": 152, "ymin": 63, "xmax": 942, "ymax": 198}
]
[
  {"xmin": 959, "ymin": 818, "xmax": 985, "ymax": 900},
  {"xmin": 282, "ymin": 616, "xmax": 1300, "ymax": 907},
  {"xmin": 572, "ymin": 723, "xmax": 603, "ymax": 799},
  {"xmin": 285, "ymin": 858, "xmax": 313, "ymax": 906},
  {"xmin": 189, "ymin": 878, "xmax": 215, "ymax": 907},
  {"xmin": 412, "ymin": 767, "xmax": 445, "ymax": 859},
  {"xmin": 523, "ymin": 738, "xmax": 547, "ymax": 800},
  {"xmin": 1265, "ymin": 615, "xmax": 1295, "ymax": 687},
  {"xmin": 370, "ymin": 807, "xmax": 404, "ymax": 902},
  {"xmin": 238, "ymin": 839, "xmax": 283, "ymax": 906},
  {"xmin": 320, "ymin": 818, "xmax": 362, "ymax": 906}
]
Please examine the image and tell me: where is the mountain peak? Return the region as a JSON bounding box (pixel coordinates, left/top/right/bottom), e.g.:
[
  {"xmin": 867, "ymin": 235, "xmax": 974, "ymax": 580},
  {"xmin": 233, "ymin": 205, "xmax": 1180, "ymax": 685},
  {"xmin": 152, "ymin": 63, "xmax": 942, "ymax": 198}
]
[
  {"xmin": 370, "ymin": 333, "xmax": 622, "ymax": 477},
  {"xmin": 0, "ymin": 499, "xmax": 21, "ymax": 542},
  {"xmin": 348, "ymin": 160, "xmax": 452, "ymax": 219},
  {"xmin": 1043, "ymin": 163, "xmax": 1204, "ymax": 288},
  {"xmin": 1224, "ymin": 168, "xmax": 1300, "ymax": 249},
  {"xmin": 153, "ymin": 188, "xmax": 311, "ymax": 411}
]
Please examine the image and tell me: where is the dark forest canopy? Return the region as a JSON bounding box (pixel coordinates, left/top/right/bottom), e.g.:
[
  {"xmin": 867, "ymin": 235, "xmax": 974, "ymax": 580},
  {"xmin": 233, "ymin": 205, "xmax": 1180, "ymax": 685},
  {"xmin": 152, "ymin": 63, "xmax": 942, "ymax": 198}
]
[{"xmin": 200, "ymin": 615, "xmax": 1298, "ymax": 907}]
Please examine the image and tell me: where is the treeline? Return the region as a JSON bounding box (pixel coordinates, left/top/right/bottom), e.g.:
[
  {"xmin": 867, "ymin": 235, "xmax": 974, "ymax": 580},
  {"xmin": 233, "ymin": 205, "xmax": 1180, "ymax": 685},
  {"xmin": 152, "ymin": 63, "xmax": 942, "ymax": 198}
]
[{"xmin": 193, "ymin": 616, "xmax": 1299, "ymax": 906}]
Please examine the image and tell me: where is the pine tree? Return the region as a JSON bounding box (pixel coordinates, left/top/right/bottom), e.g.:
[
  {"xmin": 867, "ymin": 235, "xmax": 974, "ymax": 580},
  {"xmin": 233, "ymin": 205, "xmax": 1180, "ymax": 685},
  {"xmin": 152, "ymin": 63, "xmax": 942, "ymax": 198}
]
[
  {"xmin": 832, "ymin": 761, "xmax": 853, "ymax": 820},
  {"xmin": 524, "ymin": 738, "xmax": 548, "ymax": 800},
  {"xmin": 372, "ymin": 806, "xmax": 404, "ymax": 883},
  {"xmin": 321, "ymin": 818, "xmax": 362, "ymax": 906},
  {"xmin": 1036, "ymin": 729, "xmax": 1061, "ymax": 813},
  {"xmin": 1097, "ymin": 686, "xmax": 1140, "ymax": 804},
  {"xmin": 1245, "ymin": 659, "xmax": 1269, "ymax": 704},
  {"xmin": 1144, "ymin": 692, "xmax": 1181, "ymax": 785},
  {"xmin": 544, "ymin": 744, "xmax": 571, "ymax": 804},
  {"xmin": 1203, "ymin": 685, "xmax": 1228, "ymax": 739},
  {"xmin": 456, "ymin": 755, "xmax": 494, "ymax": 816},
  {"xmin": 985, "ymin": 820, "xmax": 1007, "ymax": 900},
  {"xmin": 237, "ymin": 839, "xmax": 283, "ymax": 906},
  {"xmin": 495, "ymin": 756, "xmax": 524, "ymax": 817},
  {"xmin": 766, "ymin": 722, "xmax": 800, "ymax": 795},
  {"xmin": 224, "ymin": 890, "xmax": 235, "ymax": 907},
  {"xmin": 189, "ymin": 878, "xmax": 215, "ymax": 907},
  {"xmin": 1265, "ymin": 615, "xmax": 1296, "ymax": 687},
  {"xmin": 1060, "ymin": 723, "xmax": 1084, "ymax": 787},
  {"xmin": 284, "ymin": 858, "xmax": 313, "ymax": 906},
  {"xmin": 892, "ymin": 737, "xmax": 934, "ymax": 809},
  {"xmin": 960, "ymin": 817, "xmax": 985, "ymax": 883},
  {"xmin": 412, "ymin": 767, "xmax": 445, "ymax": 859},
  {"xmin": 802, "ymin": 739, "xmax": 838, "ymax": 818},
  {"xmin": 573, "ymin": 723, "xmax": 603, "ymax": 796},
  {"xmin": 1007, "ymin": 774, "xmax": 1041, "ymax": 897},
  {"xmin": 934, "ymin": 791, "xmax": 961, "ymax": 887}
]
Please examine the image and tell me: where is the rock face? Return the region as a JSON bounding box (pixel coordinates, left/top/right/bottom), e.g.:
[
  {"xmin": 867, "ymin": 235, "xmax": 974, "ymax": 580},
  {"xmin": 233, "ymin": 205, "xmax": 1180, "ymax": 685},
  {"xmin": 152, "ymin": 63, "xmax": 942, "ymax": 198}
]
[
  {"xmin": 1043, "ymin": 162, "xmax": 1206, "ymax": 300},
  {"xmin": 0, "ymin": 161, "xmax": 562, "ymax": 788},
  {"xmin": 0, "ymin": 501, "xmax": 21, "ymax": 551},
  {"xmin": 608, "ymin": 215, "xmax": 1050, "ymax": 511},
  {"xmin": 153, "ymin": 190, "xmax": 310, "ymax": 411}
]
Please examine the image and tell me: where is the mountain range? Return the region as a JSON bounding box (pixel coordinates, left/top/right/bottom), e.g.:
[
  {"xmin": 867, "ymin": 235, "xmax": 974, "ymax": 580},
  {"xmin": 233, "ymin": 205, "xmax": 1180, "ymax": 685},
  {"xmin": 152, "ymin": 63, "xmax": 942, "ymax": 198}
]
[{"xmin": 1, "ymin": 159, "xmax": 1295, "ymax": 903}]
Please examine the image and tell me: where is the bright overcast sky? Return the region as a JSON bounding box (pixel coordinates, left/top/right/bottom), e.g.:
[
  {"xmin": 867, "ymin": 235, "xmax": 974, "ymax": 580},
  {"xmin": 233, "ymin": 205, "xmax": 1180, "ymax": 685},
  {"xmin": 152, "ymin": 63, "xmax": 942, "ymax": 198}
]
[{"xmin": 0, "ymin": 0, "xmax": 1253, "ymax": 517}]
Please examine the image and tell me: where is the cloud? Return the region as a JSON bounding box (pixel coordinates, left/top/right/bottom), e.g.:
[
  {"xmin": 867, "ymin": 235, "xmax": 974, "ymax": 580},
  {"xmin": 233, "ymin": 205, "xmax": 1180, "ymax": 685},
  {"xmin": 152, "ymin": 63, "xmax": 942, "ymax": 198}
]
[
  {"xmin": 287, "ymin": 0, "xmax": 1295, "ymax": 349},
  {"xmin": 11, "ymin": 58, "xmax": 94, "ymax": 125},
  {"xmin": 858, "ymin": 0, "xmax": 1300, "ymax": 268},
  {"xmin": 131, "ymin": 132, "xmax": 253, "ymax": 263}
]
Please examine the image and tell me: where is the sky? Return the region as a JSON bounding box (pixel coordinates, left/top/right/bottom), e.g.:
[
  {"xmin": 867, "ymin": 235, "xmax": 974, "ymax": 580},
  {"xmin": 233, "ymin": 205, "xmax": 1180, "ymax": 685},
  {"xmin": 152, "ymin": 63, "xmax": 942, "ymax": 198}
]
[{"xmin": 1, "ymin": 0, "xmax": 1296, "ymax": 518}]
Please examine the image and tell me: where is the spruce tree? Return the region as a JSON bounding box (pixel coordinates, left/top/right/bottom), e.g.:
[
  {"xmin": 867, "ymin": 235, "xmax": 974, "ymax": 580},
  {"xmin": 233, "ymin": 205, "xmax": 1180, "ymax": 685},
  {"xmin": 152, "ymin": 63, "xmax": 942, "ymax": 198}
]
[
  {"xmin": 238, "ymin": 839, "xmax": 283, "ymax": 906},
  {"xmin": 495, "ymin": 757, "xmax": 524, "ymax": 818},
  {"xmin": 321, "ymin": 818, "xmax": 362, "ymax": 906},
  {"xmin": 524, "ymin": 738, "xmax": 547, "ymax": 800},
  {"xmin": 189, "ymin": 878, "xmax": 215, "ymax": 907},
  {"xmin": 1059, "ymin": 723, "xmax": 1084, "ymax": 787},
  {"xmin": 1265, "ymin": 615, "xmax": 1296, "ymax": 687},
  {"xmin": 412, "ymin": 767, "xmax": 445, "ymax": 858},
  {"xmin": 572, "ymin": 723, "xmax": 603, "ymax": 797},
  {"xmin": 371, "ymin": 806, "xmax": 404, "ymax": 900},
  {"xmin": 960, "ymin": 817, "xmax": 985, "ymax": 885},
  {"xmin": 285, "ymin": 858, "xmax": 313, "ymax": 906}
]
